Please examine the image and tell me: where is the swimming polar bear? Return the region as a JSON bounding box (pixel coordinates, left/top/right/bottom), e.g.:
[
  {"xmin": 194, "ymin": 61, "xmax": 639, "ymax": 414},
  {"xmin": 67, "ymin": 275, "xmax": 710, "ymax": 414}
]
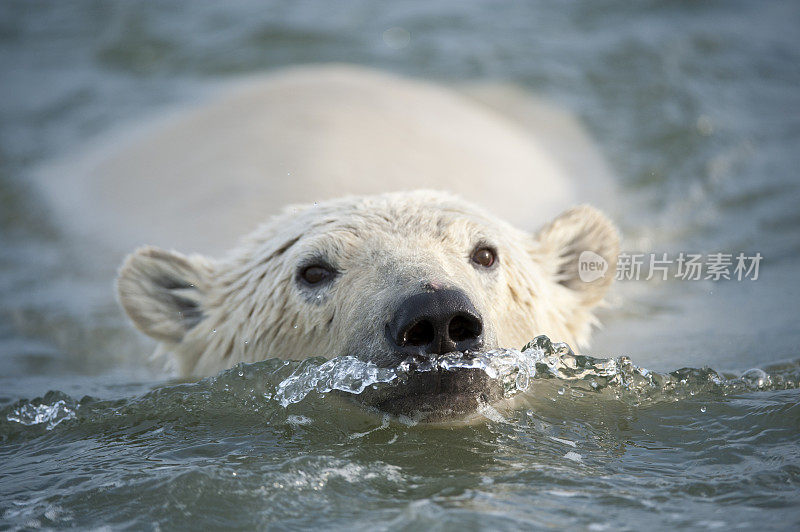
[
  {"xmin": 37, "ymin": 65, "xmax": 620, "ymax": 417},
  {"xmin": 117, "ymin": 189, "xmax": 618, "ymax": 420},
  {"xmin": 117, "ymin": 191, "xmax": 618, "ymax": 376}
]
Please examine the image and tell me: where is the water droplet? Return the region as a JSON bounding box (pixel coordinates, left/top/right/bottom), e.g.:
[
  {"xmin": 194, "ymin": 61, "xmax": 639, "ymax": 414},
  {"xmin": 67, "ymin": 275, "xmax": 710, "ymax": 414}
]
[
  {"xmin": 557, "ymin": 387, "xmax": 565, "ymax": 395},
  {"xmin": 6, "ymin": 399, "xmax": 76, "ymax": 430},
  {"xmin": 382, "ymin": 27, "xmax": 411, "ymax": 49},
  {"xmin": 564, "ymin": 451, "xmax": 582, "ymax": 463},
  {"xmin": 700, "ymin": 406, "xmax": 707, "ymax": 413},
  {"xmin": 293, "ymin": 324, "xmax": 298, "ymax": 329},
  {"xmin": 696, "ymin": 115, "xmax": 713, "ymax": 136}
]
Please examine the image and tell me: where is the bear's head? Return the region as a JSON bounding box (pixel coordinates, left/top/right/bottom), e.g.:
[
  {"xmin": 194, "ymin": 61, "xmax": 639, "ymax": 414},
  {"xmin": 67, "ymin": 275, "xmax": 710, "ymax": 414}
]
[{"xmin": 117, "ymin": 191, "xmax": 618, "ymax": 419}]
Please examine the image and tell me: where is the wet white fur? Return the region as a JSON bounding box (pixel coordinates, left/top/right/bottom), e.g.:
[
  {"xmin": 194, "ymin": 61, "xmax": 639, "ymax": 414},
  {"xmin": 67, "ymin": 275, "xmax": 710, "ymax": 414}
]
[
  {"xmin": 35, "ymin": 64, "xmax": 616, "ymax": 258},
  {"xmin": 34, "ymin": 64, "xmax": 620, "ymax": 376},
  {"xmin": 118, "ymin": 191, "xmax": 618, "ymax": 376}
]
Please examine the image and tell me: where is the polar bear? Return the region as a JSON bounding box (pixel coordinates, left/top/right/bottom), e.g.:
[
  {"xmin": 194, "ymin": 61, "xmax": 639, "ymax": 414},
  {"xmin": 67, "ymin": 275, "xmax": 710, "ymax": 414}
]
[
  {"xmin": 117, "ymin": 191, "xmax": 618, "ymax": 375},
  {"xmin": 37, "ymin": 65, "xmax": 620, "ymax": 417},
  {"xmin": 117, "ymin": 190, "xmax": 618, "ymax": 418}
]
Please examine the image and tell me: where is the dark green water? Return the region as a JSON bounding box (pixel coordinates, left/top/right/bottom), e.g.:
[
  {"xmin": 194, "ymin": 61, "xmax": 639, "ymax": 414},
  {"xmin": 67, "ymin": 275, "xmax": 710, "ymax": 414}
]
[
  {"xmin": 1, "ymin": 1, "xmax": 799, "ymax": 530},
  {"xmin": 3, "ymin": 341, "xmax": 799, "ymax": 529}
]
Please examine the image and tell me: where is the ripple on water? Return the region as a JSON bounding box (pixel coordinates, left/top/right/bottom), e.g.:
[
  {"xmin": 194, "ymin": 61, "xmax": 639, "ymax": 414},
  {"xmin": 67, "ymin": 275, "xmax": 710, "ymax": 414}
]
[
  {"xmin": 1, "ymin": 338, "xmax": 799, "ymax": 530},
  {"xmin": 4, "ymin": 336, "xmax": 798, "ymax": 435}
]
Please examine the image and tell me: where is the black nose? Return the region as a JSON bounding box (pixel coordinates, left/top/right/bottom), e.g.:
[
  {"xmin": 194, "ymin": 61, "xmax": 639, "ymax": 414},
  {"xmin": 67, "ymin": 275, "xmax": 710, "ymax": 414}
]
[{"xmin": 388, "ymin": 289, "xmax": 483, "ymax": 356}]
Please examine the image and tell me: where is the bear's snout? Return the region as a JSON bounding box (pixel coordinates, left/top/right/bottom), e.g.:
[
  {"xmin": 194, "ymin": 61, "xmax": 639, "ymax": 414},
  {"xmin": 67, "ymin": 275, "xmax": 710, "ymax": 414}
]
[{"xmin": 387, "ymin": 288, "xmax": 483, "ymax": 359}]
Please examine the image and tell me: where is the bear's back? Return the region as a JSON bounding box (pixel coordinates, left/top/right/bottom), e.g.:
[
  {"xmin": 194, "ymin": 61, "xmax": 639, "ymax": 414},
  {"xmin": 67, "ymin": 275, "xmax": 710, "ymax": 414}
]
[{"xmin": 34, "ymin": 64, "xmax": 614, "ymax": 258}]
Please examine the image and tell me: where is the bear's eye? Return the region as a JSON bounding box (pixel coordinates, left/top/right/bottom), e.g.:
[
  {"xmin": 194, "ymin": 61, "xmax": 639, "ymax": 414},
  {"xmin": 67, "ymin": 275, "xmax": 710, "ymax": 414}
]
[
  {"xmin": 300, "ymin": 265, "xmax": 333, "ymax": 285},
  {"xmin": 471, "ymin": 247, "xmax": 496, "ymax": 268}
]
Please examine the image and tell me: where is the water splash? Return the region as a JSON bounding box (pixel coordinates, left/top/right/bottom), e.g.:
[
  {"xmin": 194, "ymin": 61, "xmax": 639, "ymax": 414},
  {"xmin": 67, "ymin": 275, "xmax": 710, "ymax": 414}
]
[
  {"xmin": 274, "ymin": 356, "xmax": 399, "ymax": 407},
  {"xmin": 5, "ymin": 336, "xmax": 800, "ymax": 431},
  {"xmin": 273, "ymin": 335, "xmax": 800, "ymax": 407},
  {"xmin": 519, "ymin": 336, "xmax": 799, "ymax": 404},
  {"xmin": 5, "ymin": 392, "xmax": 77, "ymax": 430}
]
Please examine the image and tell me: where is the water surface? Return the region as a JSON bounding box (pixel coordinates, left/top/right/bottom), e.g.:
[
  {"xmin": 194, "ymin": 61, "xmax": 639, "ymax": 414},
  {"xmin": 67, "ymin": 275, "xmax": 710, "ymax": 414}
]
[{"xmin": 1, "ymin": 1, "xmax": 799, "ymax": 530}]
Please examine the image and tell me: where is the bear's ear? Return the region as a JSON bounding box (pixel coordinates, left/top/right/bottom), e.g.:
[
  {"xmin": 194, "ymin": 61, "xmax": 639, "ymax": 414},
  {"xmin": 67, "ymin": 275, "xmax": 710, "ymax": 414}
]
[
  {"xmin": 116, "ymin": 246, "xmax": 216, "ymax": 343},
  {"xmin": 533, "ymin": 205, "xmax": 620, "ymax": 305}
]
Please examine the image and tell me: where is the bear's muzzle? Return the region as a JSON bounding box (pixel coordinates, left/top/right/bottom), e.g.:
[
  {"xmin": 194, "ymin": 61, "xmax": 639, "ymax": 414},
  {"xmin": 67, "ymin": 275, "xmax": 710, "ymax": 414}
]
[{"xmin": 386, "ymin": 288, "xmax": 484, "ymax": 363}]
